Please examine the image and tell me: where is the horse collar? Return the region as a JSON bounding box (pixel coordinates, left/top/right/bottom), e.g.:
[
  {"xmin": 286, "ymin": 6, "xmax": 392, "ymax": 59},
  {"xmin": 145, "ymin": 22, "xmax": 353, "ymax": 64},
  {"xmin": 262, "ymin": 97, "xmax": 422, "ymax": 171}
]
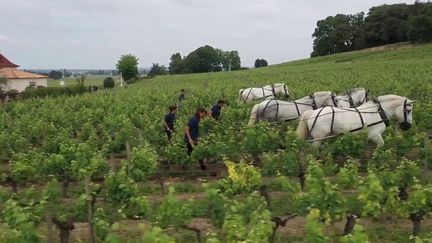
[{"xmin": 376, "ymin": 100, "xmax": 390, "ymax": 127}]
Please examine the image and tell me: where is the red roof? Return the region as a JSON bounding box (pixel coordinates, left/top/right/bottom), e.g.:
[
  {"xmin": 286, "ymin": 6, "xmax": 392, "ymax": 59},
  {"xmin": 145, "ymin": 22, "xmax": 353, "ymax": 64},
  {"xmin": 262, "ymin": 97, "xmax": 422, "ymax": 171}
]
[
  {"xmin": 0, "ymin": 68, "xmax": 47, "ymax": 79},
  {"xmin": 0, "ymin": 53, "xmax": 19, "ymax": 68}
]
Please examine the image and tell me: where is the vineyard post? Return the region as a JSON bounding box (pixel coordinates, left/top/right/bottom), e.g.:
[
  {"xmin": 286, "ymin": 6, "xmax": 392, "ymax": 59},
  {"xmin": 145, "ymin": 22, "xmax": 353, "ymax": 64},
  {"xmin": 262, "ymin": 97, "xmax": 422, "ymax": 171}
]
[
  {"xmin": 85, "ymin": 176, "xmax": 96, "ymax": 243},
  {"xmin": 425, "ymin": 134, "xmax": 429, "ymax": 169},
  {"xmin": 126, "ymin": 140, "xmax": 132, "ymax": 176}
]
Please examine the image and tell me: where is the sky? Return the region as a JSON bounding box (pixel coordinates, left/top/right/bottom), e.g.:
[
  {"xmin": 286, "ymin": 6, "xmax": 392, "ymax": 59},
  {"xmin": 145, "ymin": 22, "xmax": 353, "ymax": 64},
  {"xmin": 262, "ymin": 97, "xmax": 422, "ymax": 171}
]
[{"xmin": 0, "ymin": 0, "xmax": 413, "ymax": 69}]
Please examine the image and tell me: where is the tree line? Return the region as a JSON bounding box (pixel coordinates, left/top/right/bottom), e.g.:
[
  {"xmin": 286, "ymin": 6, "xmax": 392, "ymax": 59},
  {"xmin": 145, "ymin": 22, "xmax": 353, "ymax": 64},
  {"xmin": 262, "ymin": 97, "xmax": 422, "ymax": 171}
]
[
  {"xmin": 116, "ymin": 46, "xmax": 271, "ymax": 80},
  {"xmin": 311, "ymin": 1, "xmax": 432, "ymax": 57},
  {"xmin": 168, "ymin": 45, "xmax": 241, "ymax": 75}
]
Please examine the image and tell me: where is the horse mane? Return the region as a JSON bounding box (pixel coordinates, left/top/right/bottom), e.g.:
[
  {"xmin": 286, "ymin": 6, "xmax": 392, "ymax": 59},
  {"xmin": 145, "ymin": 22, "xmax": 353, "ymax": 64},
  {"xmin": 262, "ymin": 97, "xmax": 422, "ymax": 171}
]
[
  {"xmin": 377, "ymin": 94, "xmax": 406, "ymax": 103},
  {"xmin": 313, "ymin": 91, "xmax": 332, "ymax": 97},
  {"xmin": 340, "ymin": 87, "xmax": 366, "ymax": 96}
]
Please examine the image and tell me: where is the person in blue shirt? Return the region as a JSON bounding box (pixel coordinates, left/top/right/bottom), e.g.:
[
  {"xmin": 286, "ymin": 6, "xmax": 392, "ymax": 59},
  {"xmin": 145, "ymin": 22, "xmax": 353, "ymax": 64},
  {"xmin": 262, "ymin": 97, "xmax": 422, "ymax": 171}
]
[
  {"xmin": 184, "ymin": 107, "xmax": 207, "ymax": 169},
  {"xmin": 164, "ymin": 105, "xmax": 177, "ymax": 141},
  {"xmin": 210, "ymin": 99, "xmax": 225, "ymax": 120},
  {"xmin": 178, "ymin": 89, "xmax": 186, "ymax": 101}
]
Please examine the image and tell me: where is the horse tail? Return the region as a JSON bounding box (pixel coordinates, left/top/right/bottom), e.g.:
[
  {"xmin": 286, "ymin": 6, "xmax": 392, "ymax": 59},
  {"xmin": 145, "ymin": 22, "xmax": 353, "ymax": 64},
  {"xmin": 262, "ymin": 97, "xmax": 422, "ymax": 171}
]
[
  {"xmin": 248, "ymin": 103, "xmax": 260, "ymax": 126},
  {"xmin": 296, "ymin": 110, "xmax": 312, "ymax": 139},
  {"xmin": 238, "ymin": 89, "xmax": 245, "ymax": 103}
]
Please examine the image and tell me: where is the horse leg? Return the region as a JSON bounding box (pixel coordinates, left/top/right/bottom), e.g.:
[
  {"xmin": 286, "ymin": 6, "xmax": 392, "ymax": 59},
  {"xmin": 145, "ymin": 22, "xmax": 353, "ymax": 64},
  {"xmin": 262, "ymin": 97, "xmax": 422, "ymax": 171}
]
[
  {"xmin": 370, "ymin": 134, "xmax": 384, "ymax": 146},
  {"xmin": 312, "ymin": 140, "xmax": 322, "ymax": 147}
]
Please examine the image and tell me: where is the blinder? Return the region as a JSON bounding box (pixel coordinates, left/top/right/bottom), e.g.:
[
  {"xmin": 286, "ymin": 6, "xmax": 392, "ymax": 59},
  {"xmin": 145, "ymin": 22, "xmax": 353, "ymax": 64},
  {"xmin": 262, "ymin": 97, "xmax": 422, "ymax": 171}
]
[{"xmin": 400, "ymin": 99, "xmax": 412, "ymax": 130}]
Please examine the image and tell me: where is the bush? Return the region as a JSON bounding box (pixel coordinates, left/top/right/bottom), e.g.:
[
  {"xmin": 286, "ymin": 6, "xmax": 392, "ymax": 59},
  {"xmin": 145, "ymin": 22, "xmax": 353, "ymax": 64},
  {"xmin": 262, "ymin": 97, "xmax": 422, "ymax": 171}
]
[
  {"xmin": 20, "ymin": 85, "xmax": 87, "ymax": 99},
  {"xmin": 103, "ymin": 77, "xmax": 115, "ymax": 89}
]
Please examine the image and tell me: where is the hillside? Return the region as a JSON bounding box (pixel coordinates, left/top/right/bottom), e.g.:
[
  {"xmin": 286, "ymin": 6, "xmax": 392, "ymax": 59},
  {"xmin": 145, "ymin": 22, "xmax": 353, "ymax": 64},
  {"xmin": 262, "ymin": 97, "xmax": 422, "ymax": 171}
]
[{"xmin": 137, "ymin": 42, "xmax": 432, "ymax": 102}]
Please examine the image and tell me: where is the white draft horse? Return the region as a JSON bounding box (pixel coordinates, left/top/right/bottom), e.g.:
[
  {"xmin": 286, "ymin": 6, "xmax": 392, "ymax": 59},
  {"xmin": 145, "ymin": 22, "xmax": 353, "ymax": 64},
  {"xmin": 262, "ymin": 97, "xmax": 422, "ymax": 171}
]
[
  {"xmin": 296, "ymin": 95, "xmax": 414, "ymax": 146},
  {"xmin": 337, "ymin": 87, "xmax": 370, "ymax": 108},
  {"xmin": 248, "ymin": 91, "xmax": 338, "ymax": 125},
  {"xmin": 238, "ymin": 83, "xmax": 289, "ymax": 103}
]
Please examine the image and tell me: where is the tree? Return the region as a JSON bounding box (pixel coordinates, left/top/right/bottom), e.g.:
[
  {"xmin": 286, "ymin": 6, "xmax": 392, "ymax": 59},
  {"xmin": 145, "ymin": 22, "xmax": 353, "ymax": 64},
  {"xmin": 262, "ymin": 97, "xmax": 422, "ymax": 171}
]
[
  {"xmin": 103, "ymin": 77, "xmax": 115, "ymax": 89},
  {"xmin": 408, "ymin": 15, "xmax": 432, "ymax": 43},
  {"xmin": 254, "ymin": 59, "xmax": 268, "ymax": 68},
  {"xmin": 116, "ymin": 54, "xmax": 139, "ymax": 81},
  {"xmin": 183, "ymin": 45, "xmax": 221, "ymax": 73},
  {"xmin": 311, "ymin": 13, "xmax": 365, "ymax": 57},
  {"xmin": 221, "ymin": 51, "xmax": 241, "ymax": 71},
  {"xmin": 168, "ymin": 53, "xmax": 184, "ymax": 74},
  {"xmin": 148, "ymin": 63, "xmax": 168, "ymax": 77},
  {"xmin": 364, "ymin": 4, "xmax": 410, "ymax": 46},
  {"xmin": 49, "ymin": 70, "xmax": 63, "ymax": 80}
]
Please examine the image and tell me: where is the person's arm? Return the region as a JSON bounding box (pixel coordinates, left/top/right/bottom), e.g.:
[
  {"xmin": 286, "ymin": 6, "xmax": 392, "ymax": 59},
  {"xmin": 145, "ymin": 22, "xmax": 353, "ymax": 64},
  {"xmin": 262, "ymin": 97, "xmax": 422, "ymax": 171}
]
[
  {"xmin": 164, "ymin": 121, "xmax": 171, "ymax": 132},
  {"xmin": 185, "ymin": 126, "xmax": 194, "ymax": 145},
  {"xmin": 164, "ymin": 116, "xmax": 172, "ymax": 132}
]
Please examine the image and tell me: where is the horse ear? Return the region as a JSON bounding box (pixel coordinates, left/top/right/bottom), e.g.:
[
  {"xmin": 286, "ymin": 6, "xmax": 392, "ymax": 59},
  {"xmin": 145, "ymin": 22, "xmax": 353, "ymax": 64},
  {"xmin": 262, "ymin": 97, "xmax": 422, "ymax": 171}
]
[{"xmin": 409, "ymin": 100, "xmax": 416, "ymax": 103}]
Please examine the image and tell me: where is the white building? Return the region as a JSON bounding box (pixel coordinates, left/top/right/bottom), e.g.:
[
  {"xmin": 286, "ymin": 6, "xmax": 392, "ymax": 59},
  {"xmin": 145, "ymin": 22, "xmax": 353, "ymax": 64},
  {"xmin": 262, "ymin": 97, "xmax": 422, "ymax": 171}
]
[{"xmin": 0, "ymin": 53, "xmax": 48, "ymax": 92}]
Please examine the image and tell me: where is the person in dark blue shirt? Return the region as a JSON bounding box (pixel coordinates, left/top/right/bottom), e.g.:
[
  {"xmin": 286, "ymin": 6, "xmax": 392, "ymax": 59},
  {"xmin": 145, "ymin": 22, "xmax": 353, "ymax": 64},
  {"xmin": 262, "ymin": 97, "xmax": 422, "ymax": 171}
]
[
  {"xmin": 178, "ymin": 89, "xmax": 186, "ymax": 101},
  {"xmin": 164, "ymin": 105, "xmax": 177, "ymax": 141},
  {"xmin": 210, "ymin": 99, "xmax": 225, "ymax": 120},
  {"xmin": 185, "ymin": 107, "xmax": 207, "ymax": 169}
]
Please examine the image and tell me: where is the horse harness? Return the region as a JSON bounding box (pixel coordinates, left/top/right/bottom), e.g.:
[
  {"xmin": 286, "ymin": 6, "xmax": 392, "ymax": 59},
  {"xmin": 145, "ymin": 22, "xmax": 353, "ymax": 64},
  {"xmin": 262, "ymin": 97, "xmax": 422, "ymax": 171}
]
[
  {"xmin": 346, "ymin": 89, "xmax": 370, "ymax": 107},
  {"xmin": 259, "ymin": 99, "xmax": 281, "ymax": 121},
  {"xmin": 309, "ymin": 92, "xmax": 338, "ymax": 109},
  {"xmin": 308, "ymin": 99, "xmax": 393, "ymax": 136}
]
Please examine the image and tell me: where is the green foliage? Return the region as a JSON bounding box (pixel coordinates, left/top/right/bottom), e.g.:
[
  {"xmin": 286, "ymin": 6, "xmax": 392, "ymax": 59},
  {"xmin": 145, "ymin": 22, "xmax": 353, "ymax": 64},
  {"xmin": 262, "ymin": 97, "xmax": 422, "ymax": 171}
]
[
  {"xmin": 408, "ymin": 15, "xmax": 432, "ymax": 43},
  {"xmin": 105, "ymin": 170, "xmax": 138, "ymax": 205},
  {"xmin": 221, "ymin": 50, "xmax": 241, "ymax": 71},
  {"xmin": 116, "ymin": 54, "xmax": 139, "ymax": 81},
  {"xmin": 311, "ymin": 13, "xmax": 365, "ymax": 57},
  {"xmin": 305, "ymin": 208, "xmax": 328, "ymax": 243},
  {"xmin": 312, "ymin": 2, "xmax": 432, "ymax": 56},
  {"xmin": 169, "ymin": 52, "xmax": 184, "ymax": 74},
  {"xmin": 205, "ymin": 188, "xmax": 226, "ymax": 228},
  {"xmin": 70, "ymin": 143, "xmax": 108, "ymax": 178},
  {"xmin": 154, "ymin": 187, "xmax": 189, "ymax": 228},
  {"xmin": 104, "ymin": 77, "xmax": 115, "ymax": 89},
  {"xmin": 21, "ymin": 85, "xmax": 87, "ymax": 99},
  {"xmin": 10, "ymin": 150, "xmax": 43, "ymax": 183},
  {"xmin": 399, "ymin": 181, "xmax": 432, "ymax": 218},
  {"xmin": 340, "ymin": 224, "xmax": 370, "ymax": 243},
  {"xmin": 337, "ymin": 159, "xmax": 360, "ymax": 189},
  {"xmin": 299, "ymin": 156, "xmax": 345, "ymax": 222},
  {"xmin": 358, "ymin": 172, "xmax": 385, "ymax": 218},
  {"xmin": 123, "ymin": 143, "xmax": 158, "ymax": 181},
  {"xmin": 254, "ymin": 58, "xmax": 268, "ymax": 68},
  {"xmin": 222, "ymin": 193, "xmax": 274, "ymax": 243},
  {"xmin": 148, "ymin": 63, "xmax": 168, "ymax": 77},
  {"xmin": 95, "ymin": 208, "xmax": 111, "ymax": 240},
  {"xmin": 0, "ymin": 199, "xmax": 40, "ymax": 243},
  {"xmin": 216, "ymin": 160, "xmax": 262, "ymax": 195},
  {"xmin": 142, "ymin": 226, "xmax": 176, "ymax": 243},
  {"xmin": 326, "ymin": 131, "xmax": 368, "ymax": 158},
  {"xmin": 242, "ymin": 123, "xmax": 280, "ymax": 154},
  {"xmin": 184, "ymin": 45, "xmax": 221, "ymax": 73}
]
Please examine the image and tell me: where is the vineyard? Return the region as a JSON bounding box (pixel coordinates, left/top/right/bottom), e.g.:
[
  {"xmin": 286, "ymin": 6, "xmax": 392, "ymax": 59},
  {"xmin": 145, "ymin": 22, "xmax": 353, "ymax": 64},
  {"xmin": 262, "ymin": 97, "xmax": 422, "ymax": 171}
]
[{"xmin": 1, "ymin": 43, "xmax": 432, "ymax": 242}]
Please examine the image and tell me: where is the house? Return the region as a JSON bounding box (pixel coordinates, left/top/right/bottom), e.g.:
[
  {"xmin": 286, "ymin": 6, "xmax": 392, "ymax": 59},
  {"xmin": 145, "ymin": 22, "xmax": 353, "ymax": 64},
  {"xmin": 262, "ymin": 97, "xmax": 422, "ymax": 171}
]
[{"xmin": 0, "ymin": 53, "xmax": 48, "ymax": 92}]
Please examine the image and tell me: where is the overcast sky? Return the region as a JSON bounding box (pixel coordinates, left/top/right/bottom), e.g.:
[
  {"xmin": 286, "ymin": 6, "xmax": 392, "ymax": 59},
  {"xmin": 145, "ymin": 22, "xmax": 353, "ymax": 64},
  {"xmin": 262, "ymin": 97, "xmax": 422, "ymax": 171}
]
[{"xmin": 0, "ymin": 0, "xmax": 413, "ymax": 69}]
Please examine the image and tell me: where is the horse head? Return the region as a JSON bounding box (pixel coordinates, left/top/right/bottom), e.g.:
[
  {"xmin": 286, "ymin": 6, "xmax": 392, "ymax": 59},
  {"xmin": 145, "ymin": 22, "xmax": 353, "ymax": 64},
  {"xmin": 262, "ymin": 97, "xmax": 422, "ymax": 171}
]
[
  {"xmin": 378, "ymin": 95, "xmax": 414, "ymax": 130},
  {"xmin": 271, "ymin": 83, "xmax": 289, "ymax": 99}
]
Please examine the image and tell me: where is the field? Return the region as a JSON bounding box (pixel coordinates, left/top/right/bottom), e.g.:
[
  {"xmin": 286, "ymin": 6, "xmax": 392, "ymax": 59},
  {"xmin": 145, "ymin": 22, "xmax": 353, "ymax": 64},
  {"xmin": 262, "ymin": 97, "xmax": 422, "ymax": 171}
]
[
  {"xmin": 1, "ymin": 43, "xmax": 432, "ymax": 242},
  {"xmin": 47, "ymin": 75, "xmax": 117, "ymax": 87}
]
